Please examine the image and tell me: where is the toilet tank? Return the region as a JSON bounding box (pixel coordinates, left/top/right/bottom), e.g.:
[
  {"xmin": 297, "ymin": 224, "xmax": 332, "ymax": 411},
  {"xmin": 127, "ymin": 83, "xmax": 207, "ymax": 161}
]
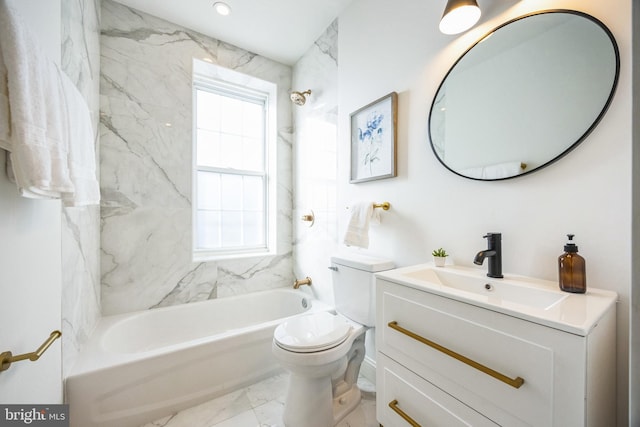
[{"xmin": 330, "ymin": 254, "xmax": 394, "ymax": 326}]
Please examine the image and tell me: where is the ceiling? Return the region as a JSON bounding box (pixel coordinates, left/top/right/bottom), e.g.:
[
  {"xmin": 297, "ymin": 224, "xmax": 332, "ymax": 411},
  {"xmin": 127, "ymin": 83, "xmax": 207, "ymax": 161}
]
[{"xmin": 112, "ymin": 0, "xmax": 355, "ymax": 65}]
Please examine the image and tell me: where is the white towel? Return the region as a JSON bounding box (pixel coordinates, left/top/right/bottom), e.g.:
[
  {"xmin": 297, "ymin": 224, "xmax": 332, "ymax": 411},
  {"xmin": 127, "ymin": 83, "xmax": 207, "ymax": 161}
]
[
  {"xmin": 59, "ymin": 74, "xmax": 100, "ymax": 206},
  {"xmin": 0, "ymin": 0, "xmax": 99, "ymax": 206},
  {"xmin": 0, "ymin": 0, "xmax": 72, "ymax": 197},
  {"xmin": 343, "ymin": 202, "xmax": 380, "ymax": 249}
]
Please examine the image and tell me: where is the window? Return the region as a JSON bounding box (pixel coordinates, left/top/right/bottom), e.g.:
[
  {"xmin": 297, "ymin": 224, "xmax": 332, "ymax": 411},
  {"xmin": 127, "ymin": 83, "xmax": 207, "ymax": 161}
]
[{"xmin": 193, "ymin": 61, "xmax": 277, "ymax": 260}]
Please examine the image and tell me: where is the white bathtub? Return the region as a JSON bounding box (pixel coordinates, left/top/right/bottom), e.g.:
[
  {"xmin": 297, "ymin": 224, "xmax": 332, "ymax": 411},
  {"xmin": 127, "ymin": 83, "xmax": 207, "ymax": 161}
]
[{"xmin": 66, "ymin": 288, "xmax": 332, "ymax": 427}]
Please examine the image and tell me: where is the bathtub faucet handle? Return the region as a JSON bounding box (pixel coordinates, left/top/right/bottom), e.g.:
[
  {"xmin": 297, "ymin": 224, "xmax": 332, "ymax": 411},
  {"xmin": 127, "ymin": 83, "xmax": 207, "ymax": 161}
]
[{"xmin": 293, "ymin": 277, "xmax": 312, "ymax": 289}]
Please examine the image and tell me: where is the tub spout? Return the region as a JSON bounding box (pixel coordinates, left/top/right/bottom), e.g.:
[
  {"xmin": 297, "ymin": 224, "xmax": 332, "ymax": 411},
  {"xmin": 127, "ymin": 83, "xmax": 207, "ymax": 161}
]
[{"xmin": 293, "ymin": 277, "xmax": 312, "ymax": 289}]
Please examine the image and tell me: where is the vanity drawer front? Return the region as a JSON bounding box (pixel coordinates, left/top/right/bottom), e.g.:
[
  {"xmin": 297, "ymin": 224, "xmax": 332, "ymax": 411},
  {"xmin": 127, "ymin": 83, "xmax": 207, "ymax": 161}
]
[
  {"xmin": 377, "ymin": 279, "xmax": 584, "ymax": 426},
  {"xmin": 377, "ymin": 353, "xmax": 498, "ymax": 427}
]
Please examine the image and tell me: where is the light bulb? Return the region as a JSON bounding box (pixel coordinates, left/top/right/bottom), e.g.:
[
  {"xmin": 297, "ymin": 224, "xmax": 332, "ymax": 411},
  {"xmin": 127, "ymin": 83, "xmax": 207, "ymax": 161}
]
[{"xmin": 439, "ymin": 1, "xmax": 481, "ymax": 35}]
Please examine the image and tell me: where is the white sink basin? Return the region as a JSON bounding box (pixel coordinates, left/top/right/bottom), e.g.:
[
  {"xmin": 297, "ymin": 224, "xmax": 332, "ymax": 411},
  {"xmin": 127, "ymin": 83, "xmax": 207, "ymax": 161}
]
[
  {"xmin": 377, "ymin": 263, "xmax": 618, "ymax": 336},
  {"xmin": 402, "ymin": 266, "xmax": 567, "ymax": 310}
]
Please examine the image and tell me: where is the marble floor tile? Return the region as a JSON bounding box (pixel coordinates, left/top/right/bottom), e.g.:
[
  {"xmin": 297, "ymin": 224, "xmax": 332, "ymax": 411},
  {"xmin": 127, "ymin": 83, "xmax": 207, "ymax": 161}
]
[
  {"xmin": 209, "ymin": 410, "xmax": 260, "ymax": 427},
  {"xmin": 141, "ymin": 373, "xmax": 378, "ymax": 427}
]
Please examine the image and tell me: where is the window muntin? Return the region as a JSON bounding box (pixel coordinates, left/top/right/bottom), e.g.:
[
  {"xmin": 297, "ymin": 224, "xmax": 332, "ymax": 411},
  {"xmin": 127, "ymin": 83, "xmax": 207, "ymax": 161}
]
[{"xmin": 193, "ymin": 67, "xmax": 275, "ymax": 259}]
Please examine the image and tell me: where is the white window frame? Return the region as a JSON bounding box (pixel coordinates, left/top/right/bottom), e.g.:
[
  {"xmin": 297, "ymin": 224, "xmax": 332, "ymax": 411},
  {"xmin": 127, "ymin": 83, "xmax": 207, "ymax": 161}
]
[{"xmin": 192, "ymin": 59, "xmax": 278, "ymax": 261}]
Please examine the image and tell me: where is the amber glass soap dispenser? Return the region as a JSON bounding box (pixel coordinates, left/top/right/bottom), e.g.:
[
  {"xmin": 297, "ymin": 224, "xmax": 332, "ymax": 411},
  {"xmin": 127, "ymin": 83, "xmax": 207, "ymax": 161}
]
[{"xmin": 558, "ymin": 234, "xmax": 586, "ymax": 293}]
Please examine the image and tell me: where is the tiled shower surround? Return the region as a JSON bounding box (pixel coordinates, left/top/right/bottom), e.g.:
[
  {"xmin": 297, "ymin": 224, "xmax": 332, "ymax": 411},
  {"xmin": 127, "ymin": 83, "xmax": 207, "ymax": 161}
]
[
  {"xmin": 99, "ymin": 0, "xmax": 294, "ymax": 315},
  {"xmin": 291, "ymin": 19, "xmax": 339, "ymax": 305},
  {"xmin": 61, "ymin": 0, "xmax": 102, "ymax": 376}
]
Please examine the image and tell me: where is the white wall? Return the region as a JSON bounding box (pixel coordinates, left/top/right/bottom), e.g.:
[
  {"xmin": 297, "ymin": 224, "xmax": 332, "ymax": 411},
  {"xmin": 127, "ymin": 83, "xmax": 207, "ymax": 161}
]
[
  {"xmin": 337, "ymin": 0, "xmax": 631, "ymax": 424},
  {"xmin": 0, "ymin": 0, "xmax": 63, "ymax": 403}
]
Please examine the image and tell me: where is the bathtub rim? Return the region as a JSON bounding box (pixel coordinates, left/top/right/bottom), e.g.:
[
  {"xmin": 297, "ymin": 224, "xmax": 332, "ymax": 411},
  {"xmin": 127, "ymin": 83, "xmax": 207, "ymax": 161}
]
[{"xmin": 67, "ymin": 288, "xmax": 333, "ymax": 378}]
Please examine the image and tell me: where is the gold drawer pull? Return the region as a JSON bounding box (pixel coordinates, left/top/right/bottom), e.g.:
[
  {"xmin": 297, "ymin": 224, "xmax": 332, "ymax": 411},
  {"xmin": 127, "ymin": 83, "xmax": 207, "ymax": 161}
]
[
  {"xmin": 389, "ymin": 399, "xmax": 421, "ymax": 426},
  {"xmin": 388, "ymin": 321, "xmax": 524, "ymax": 389}
]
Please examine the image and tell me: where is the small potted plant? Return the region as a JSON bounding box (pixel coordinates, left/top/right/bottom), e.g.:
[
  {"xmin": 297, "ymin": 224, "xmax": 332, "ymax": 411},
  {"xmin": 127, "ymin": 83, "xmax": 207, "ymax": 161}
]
[{"xmin": 432, "ymin": 248, "xmax": 448, "ymax": 267}]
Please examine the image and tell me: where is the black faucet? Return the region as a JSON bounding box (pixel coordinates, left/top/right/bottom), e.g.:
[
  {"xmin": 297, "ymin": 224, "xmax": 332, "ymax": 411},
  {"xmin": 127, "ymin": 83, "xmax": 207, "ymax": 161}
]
[{"xmin": 474, "ymin": 233, "xmax": 503, "ymax": 278}]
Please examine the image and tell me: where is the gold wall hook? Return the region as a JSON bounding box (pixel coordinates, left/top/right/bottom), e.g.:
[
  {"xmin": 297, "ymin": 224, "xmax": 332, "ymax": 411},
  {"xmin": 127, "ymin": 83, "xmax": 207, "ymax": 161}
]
[{"xmin": 1, "ymin": 330, "xmax": 62, "ymax": 372}]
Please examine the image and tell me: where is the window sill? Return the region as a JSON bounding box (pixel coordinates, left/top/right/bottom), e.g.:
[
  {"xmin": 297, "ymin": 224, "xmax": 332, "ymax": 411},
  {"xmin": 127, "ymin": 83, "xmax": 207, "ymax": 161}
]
[{"xmin": 193, "ymin": 247, "xmax": 276, "ymax": 262}]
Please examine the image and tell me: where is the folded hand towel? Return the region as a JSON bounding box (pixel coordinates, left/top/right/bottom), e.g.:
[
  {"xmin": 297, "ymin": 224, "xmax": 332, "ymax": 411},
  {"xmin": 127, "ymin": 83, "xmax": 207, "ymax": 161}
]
[{"xmin": 343, "ymin": 202, "xmax": 378, "ymax": 249}]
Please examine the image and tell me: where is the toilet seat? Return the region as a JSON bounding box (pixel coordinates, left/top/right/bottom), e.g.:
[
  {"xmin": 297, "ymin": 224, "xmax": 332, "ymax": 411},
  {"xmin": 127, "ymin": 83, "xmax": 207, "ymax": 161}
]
[{"xmin": 274, "ymin": 312, "xmax": 353, "ymax": 353}]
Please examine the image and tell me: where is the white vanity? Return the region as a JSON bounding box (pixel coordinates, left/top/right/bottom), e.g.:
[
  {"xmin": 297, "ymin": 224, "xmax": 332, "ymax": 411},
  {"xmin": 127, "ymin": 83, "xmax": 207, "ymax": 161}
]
[{"xmin": 375, "ymin": 264, "xmax": 617, "ymax": 426}]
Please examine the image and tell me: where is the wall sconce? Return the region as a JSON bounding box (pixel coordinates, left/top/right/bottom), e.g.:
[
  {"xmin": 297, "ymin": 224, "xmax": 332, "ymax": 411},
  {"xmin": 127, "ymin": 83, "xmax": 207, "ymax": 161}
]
[{"xmin": 439, "ymin": 0, "xmax": 481, "ymax": 35}]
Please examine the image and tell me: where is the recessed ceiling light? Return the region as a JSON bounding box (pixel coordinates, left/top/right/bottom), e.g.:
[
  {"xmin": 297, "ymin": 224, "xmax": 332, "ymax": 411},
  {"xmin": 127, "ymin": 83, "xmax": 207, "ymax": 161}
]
[{"xmin": 213, "ymin": 2, "xmax": 231, "ymax": 16}]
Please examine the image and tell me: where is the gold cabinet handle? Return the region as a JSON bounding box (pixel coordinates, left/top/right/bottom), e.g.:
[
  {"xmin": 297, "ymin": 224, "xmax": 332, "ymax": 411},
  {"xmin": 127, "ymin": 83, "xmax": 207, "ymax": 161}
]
[
  {"xmin": 389, "ymin": 399, "xmax": 421, "ymax": 426},
  {"xmin": 388, "ymin": 321, "xmax": 524, "ymax": 389},
  {"xmin": 1, "ymin": 330, "xmax": 61, "ymax": 372}
]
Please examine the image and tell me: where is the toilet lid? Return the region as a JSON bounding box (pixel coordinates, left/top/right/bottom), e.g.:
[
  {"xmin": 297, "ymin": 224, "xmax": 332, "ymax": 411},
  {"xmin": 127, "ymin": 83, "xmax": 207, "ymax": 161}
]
[{"xmin": 274, "ymin": 312, "xmax": 353, "ymax": 353}]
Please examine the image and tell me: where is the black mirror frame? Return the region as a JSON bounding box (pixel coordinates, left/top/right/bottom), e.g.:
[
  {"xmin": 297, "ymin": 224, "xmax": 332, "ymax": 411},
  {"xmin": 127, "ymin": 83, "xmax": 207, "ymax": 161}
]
[{"xmin": 428, "ymin": 9, "xmax": 620, "ymax": 181}]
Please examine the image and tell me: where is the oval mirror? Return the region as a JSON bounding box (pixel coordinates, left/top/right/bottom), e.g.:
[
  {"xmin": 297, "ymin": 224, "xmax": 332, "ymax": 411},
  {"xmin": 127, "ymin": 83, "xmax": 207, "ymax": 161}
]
[{"xmin": 428, "ymin": 10, "xmax": 619, "ymax": 181}]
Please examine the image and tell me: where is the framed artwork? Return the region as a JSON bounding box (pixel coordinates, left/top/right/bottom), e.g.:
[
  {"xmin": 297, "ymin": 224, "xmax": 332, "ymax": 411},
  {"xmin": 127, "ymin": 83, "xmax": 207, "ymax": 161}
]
[{"xmin": 350, "ymin": 92, "xmax": 398, "ymax": 183}]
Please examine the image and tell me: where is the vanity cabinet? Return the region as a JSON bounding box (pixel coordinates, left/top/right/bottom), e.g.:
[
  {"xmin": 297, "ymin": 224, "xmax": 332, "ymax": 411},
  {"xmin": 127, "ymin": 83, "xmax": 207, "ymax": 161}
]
[{"xmin": 375, "ymin": 277, "xmax": 616, "ymax": 427}]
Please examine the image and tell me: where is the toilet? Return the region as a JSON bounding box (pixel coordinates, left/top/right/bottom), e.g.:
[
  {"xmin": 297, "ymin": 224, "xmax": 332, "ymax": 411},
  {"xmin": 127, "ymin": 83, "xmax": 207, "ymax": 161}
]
[{"xmin": 272, "ymin": 254, "xmax": 394, "ymax": 427}]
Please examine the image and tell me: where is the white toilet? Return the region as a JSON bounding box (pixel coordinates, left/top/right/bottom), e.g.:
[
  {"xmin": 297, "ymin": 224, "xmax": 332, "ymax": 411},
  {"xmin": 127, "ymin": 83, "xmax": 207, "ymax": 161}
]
[{"xmin": 272, "ymin": 254, "xmax": 394, "ymax": 427}]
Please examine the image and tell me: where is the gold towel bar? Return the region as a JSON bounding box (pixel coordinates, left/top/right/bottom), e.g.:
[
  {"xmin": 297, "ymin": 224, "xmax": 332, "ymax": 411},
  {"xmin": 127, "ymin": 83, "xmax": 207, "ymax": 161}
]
[
  {"xmin": 346, "ymin": 202, "xmax": 391, "ymax": 210},
  {"xmin": 1, "ymin": 330, "xmax": 62, "ymax": 372},
  {"xmin": 388, "ymin": 321, "xmax": 524, "ymax": 389},
  {"xmin": 388, "ymin": 400, "xmax": 421, "ymax": 426}
]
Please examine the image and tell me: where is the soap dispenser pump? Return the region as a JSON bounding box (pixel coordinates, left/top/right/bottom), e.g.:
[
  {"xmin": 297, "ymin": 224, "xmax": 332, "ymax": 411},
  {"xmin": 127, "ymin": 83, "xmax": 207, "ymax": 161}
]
[{"xmin": 558, "ymin": 234, "xmax": 586, "ymax": 293}]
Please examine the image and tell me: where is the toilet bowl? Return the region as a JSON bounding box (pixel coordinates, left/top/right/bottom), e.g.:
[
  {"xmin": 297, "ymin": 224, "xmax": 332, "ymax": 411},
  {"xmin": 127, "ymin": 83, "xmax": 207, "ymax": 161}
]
[
  {"xmin": 272, "ymin": 254, "xmax": 394, "ymax": 427},
  {"xmin": 273, "ymin": 312, "xmax": 366, "ymax": 427}
]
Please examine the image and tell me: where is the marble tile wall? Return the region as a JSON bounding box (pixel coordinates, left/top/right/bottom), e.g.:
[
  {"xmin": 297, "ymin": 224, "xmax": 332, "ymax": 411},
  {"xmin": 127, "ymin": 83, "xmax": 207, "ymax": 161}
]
[
  {"xmin": 290, "ymin": 21, "xmax": 378, "ymax": 382},
  {"xmin": 292, "ymin": 20, "xmax": 339, "ymax": 305},
  {"xmin": 99, "ymin": 0, "xmax": 293, "ymax": 315},
  {"xmin": 60, "ymin": 0, "xmax": 102, "ymax": 377}
]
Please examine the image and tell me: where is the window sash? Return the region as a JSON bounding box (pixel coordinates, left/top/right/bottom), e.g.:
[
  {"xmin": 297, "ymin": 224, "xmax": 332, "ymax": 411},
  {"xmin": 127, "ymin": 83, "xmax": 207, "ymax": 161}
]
[{"xmin": 193, "ymin": 80, "xmax": 270, "ymax": 257}]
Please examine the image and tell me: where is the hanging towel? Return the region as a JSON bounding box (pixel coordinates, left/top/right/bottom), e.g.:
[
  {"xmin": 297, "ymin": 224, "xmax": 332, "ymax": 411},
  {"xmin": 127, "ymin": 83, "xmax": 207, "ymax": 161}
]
[
  {"xmin": 343, "ymin": 202, "xmax": 380, "ymax": 249},
  {"xmin": 0, "ymin": 0, "xmax": 99, "ymax": 206},
  {"xmin": 0, "ymin": 0, "xmax": 72, "ymax": 198},
  {"xmin": 59, "ymin": 74, "xmax": 99, "ymax": 206}
]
